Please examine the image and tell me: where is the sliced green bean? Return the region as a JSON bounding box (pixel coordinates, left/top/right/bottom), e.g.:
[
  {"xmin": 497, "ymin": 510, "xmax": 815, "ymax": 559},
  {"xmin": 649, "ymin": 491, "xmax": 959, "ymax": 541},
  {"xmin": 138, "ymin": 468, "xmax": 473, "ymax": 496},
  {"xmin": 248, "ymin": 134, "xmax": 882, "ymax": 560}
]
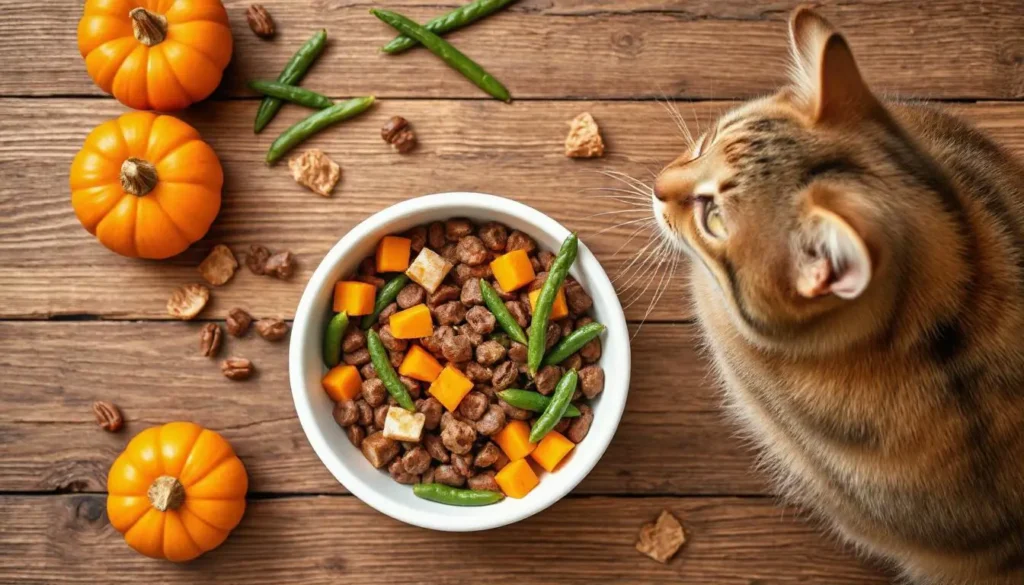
[
  {"xmin": 413, "ymin": 483, "xmax": 504, "ymax": 506},
  {"xmin": 497, "ymin": 389, "xmax": 581, "ymax": 417},
  {"xmin": 249, "ymin": 80, "xmax": 334, "ymax": 109},
  {"xmin": 367, "ymin": 329, "xmax": 416, "ymax": 411},
  {"xmin": 255, "ymin": 29, "xmax": 328, "ymax": 133},
  {"xmin": 361, "ymin": 274, "xmax": 410, "ymax": 330},
  {"xmin": 527, "ymin": 233, "xmax": 578, "ymax": 375},
  {"xmin": 480, "ymin": 279, "xmax": 527, "ymax": 344},
  {"xmin": 371, "ymin": 9, "xmax": 511, "ymax": 103},
  {"xmin": 381, "ymin": 0, "xmax": 518, "ymax": 55},
  {"xmin": 543, "ymin": 322, "xmax": 605, "ymax": 367},
  {"xmin": 528, "ymin": 369, "xmax": 578, "ymax": 443},
  {"xmin": 323, "ymin": 311, "xmax": 349, "ymax": 368},
  {"xmin": 266, "ymin": 96, "xmax": 376, "ymax": 164}
]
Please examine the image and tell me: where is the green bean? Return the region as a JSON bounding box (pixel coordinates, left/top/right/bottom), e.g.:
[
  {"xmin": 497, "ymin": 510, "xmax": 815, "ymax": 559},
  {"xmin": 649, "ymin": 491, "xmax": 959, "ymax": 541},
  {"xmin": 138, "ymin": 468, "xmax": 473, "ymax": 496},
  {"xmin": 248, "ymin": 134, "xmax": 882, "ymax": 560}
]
[
  {"xmin": 367, "ymin": 329, "xmax": 416, "ymax": 411},
  {"xmin": 248, "ymin": 80, "xmax": 334, "ymax": 109},
  {"xmin": 266, "ymin": 96, "xmax": 376, "ymax": 164},
  {"xmin": 527, "ymin": 233, "xmax": 578, "ymax": 375},
  {"xmin": 322, "ymin": 311, "xmax": 349, "ymax": 368},
  {"xmin": 480, "ymin": 279, "xmax": 528, "ymax": 344},
  {"xmin": 361, "ymin": 274, "xmax": 410, "ymax": 330},
  {"xmin": 542, "ymin": 322, "xmax": 605, "ymax": 367},
  {"xmin": 254, "ymin": 29, "xmax": 328, "ymax": 133},
  {"xmin": 371, "ymin": 9, "xmax": 511, "ymax": 103},
  {"xmin": 381, "ymin": 0, "xmax": 518, "ymax": 55},
  {"xmin": 412, "ymin": 483, "xmax": 504, "ymax": 506},
  {"xmin": 528, "ymin": 369, "xmax": 578, "ymax": 443},
  {"xmin": 497, "ymin": 389, "xmax": 581, "ymax": 417}
]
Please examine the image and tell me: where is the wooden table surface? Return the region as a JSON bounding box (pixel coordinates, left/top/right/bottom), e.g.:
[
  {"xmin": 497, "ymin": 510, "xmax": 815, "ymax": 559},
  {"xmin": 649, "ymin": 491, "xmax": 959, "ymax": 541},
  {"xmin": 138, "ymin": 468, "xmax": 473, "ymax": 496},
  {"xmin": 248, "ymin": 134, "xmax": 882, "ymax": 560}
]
[{"xmin": 2, "ymin": 0, "xmax": 1021, "ymax": 582}]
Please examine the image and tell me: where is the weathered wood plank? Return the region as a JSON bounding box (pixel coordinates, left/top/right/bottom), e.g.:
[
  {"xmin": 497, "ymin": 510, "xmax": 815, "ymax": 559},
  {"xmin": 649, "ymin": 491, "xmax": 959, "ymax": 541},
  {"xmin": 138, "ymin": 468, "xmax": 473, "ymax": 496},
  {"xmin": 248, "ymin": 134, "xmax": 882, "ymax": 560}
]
[
  {"xmin": 3, "ymin": 99, "xmax": 1024, "ymax": 321},
  {"xmin": 0, "ymin": 0, "xmax": 1020, "ymax": 100},
  {"xmin": 0, "ymin": 494, "xmax": 889, "ymax": 584},
  {"xmin": 0, "ymin": 321, "xmax": 766, "ymax": 495}
]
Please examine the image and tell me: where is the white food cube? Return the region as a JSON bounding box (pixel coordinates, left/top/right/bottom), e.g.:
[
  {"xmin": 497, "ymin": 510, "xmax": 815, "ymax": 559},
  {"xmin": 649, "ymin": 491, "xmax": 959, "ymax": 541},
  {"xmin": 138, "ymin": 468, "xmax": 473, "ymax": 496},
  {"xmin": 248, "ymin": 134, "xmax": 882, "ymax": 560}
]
[
  {"xmin": 405, "ymin": 248, "xmax": 453, "ymax": 294},
  {"xmin": 382, "ymin": 406, "xmax": 426, "ymax": 442}
]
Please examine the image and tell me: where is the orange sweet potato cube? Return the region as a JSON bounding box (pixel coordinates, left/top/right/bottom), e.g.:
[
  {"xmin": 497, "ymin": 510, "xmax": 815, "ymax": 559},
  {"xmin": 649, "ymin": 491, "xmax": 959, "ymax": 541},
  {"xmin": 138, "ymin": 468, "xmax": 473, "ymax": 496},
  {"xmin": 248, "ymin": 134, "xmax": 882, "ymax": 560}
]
[
  {"xmin": 530, "ymin": 431, "xmax": 575, "ymax": 472},
  {"xmin": 493, "ymin": 419, "xmax": 537, "ymax": 461},
  {"xmin": 528, "ymin": 286, "xmax": 569, "ymax": 321},
  {"xmin": 376, "ymin": 236, "xmax": 412, "ymax": 273},
  {"xmin": 333, "ymin": 281, "xmax": 376, "ymax": 316},
  {"xmin": 321, "ymin": 364, "xmax": 362, "ymax": 402},
  {"xmin": 398, "ymin": 344, "xmax": 444, "ymax": 383},
  {"xmin": 427, "ymin": 365, "xmax": 474, "ymax": 412},
  {"xmin": 389, "ymin": 304, "xmax": 434, "ymax": 339},
  {"xmin": 490, "ymin": 249, "xmax": 536, "ymax": 293},
  {"xmin": 495, "ymin": 458, "xmax": 540, "ymax": 499}
]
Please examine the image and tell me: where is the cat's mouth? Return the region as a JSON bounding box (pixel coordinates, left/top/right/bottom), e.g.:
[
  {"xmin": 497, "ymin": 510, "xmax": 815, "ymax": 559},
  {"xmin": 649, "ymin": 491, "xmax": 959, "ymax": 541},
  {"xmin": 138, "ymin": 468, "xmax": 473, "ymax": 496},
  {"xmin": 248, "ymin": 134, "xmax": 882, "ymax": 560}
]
[{"xmin": 652, "ymin": 196, "xmax": 695, "ymax": 258}]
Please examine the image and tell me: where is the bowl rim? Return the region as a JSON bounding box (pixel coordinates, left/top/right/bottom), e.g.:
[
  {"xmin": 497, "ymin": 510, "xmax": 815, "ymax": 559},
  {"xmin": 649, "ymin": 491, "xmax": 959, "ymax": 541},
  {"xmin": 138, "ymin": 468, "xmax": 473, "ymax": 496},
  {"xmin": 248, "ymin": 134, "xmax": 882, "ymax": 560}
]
[{"xmin": 288, "ymin": 192, "xmax": 631, "ymax": 531}]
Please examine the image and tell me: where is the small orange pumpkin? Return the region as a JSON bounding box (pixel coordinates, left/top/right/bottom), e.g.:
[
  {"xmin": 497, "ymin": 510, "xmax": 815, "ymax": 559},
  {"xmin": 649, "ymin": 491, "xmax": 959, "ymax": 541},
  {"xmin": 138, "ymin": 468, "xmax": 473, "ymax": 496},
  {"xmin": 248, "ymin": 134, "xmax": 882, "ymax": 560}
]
[
  {"xmin": 78, "ymin": 0, "xmax": 233, "ymax": 111},
  {"xmin": 107, "ymin": 422, "xmax": 248, "ymax": 562},
  {"xmin": 70, "ymin": 111, "xmax": 223, "ymax": 259}
]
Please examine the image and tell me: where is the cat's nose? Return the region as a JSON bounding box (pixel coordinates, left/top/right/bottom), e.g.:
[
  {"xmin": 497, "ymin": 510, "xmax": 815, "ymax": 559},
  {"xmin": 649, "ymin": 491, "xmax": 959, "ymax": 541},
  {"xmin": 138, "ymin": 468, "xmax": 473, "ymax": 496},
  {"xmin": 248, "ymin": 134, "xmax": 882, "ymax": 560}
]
[{"xmin": 654, "ymin": 166, "xmax": 694, "ymax": 202}]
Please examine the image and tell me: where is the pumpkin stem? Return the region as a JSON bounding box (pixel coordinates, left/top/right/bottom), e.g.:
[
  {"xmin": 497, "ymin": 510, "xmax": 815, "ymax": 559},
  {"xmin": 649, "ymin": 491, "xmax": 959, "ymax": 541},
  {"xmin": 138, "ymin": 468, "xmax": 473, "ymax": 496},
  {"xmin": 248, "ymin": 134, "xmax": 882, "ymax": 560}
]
[
  {"xmin": 129, "ymin": 7, "xmax": 167, "ymax": 46},
  {"xmin": 120, "ymin": 158, "xmax": 159, "ymax": 196},
  {"xmin": 148, "ymin": 476, "xmax": 186, "ymax": 512}
]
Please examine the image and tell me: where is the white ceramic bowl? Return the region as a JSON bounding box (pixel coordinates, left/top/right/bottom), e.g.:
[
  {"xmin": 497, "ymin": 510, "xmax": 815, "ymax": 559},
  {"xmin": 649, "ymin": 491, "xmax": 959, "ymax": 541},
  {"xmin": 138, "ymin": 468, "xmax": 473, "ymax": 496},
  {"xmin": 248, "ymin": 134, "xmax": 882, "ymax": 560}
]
[{"xmin": 289, "ymin": 192, "xmax": 630, "ymax": 531}]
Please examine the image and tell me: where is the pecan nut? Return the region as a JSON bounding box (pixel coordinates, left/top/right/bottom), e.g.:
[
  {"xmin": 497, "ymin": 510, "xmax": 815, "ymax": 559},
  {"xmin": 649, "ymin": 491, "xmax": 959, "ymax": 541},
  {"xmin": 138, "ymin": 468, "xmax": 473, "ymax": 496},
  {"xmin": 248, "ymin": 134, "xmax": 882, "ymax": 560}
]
[
  {"xmin": 255, "ymin": 318, "xmax": 289, "ymax": 341},
  {"xmin": 264, "ymin": 251, "xmax": 296, "ymax": 280},
  {"xmin": 92, "ymin": 401, "xmax": 123, "ymax": 432},
  {"xmin": 381, "ymin": 116, "xmax": 417, "ymax": 154},
  {"xmin": 199, "ymin": 323, "xmax": 222, "ymax": 357},
  {"xmin": 226, "ymin": 308, "xmax": 253, "ymax": 337},
  {"xmin": 246, "ymin": 4, "xmax": 275, "ymax": 38},
  {"xmin": 221, "ymin": 357, "xmax": 255, "ymax": 381},
  {"xmin": 167, "ymin": 284, "xmax": 210, "ymax": 320}
]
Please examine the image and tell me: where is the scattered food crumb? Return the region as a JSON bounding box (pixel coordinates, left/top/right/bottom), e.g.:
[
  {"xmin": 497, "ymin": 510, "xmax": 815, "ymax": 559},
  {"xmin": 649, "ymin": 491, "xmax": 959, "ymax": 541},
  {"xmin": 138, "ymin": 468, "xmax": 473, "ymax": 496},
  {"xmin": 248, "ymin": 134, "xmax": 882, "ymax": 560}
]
[
  {"xmin": 246, "ymin": 244, "xmax": 271, "ymax": 275},
  {"xmin": 636, "ymin": 509, "xmax": 686, "ymax": 563},
  {"xmin": 564, "ymin": 112, "xmax": 605, "ymax": 158},
  {"xmin": 381, "ymin": 116, "xmax": 417, "ymax": 153},
  {"xmin": 255, "ymin": 318, "xmax": 289, "ymax": 341},
  {"xmin": 289, "ymin": 148, "xmax": 341, "ymax": 197},
  {"xmin": 166, "ymin": 284, "xmax": 210, "ymax": 320},
  {"xmin": 246, "ymin": 4, "xmax": 275, "ymax": 39},
  {"xmin": 264, "ymin": 250, "xmax": 297, "ymax": 280},
  {"xmin": 198, "ymin": 244, "xmax": 239, "ymax": 286}
]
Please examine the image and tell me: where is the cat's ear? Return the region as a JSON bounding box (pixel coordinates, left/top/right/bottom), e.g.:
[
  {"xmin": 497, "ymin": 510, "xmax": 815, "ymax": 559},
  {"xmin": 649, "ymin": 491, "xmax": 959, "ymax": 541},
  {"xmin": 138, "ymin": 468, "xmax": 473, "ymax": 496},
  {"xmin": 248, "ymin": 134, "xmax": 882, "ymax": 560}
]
[
  {"xmin": 788, "ymin": 7, "xmax": 881, "ymax": 124},
  {"xmin": 795, "ymin": 205, "xmax": 872, "ymax": 300}
]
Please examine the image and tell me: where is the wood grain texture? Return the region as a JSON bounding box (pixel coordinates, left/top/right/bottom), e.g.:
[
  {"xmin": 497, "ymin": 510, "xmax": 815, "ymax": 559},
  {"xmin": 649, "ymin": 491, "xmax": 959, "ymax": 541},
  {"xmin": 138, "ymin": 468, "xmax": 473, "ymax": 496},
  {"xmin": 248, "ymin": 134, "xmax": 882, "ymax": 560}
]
[
  {"xmin": 0, "ymin": 494, "xmax": 889, "ymax": 584},
  {"xmin": 0, "ymin": 321, "xmax": 766, "ymax": 496},
  {"xmin": 1, "ymin": 0, "xmax": 1021, "ymax": 100},
  {"xmin": 3, "ymin": 99, "xmax": 1024, "ymax": 321}
]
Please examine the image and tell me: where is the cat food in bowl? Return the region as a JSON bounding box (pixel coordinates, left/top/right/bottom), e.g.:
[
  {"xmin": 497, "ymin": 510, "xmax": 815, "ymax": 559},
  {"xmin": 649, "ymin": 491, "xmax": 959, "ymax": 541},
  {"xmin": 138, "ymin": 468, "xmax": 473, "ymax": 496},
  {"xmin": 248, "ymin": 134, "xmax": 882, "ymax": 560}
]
[{"xmin": 289, "ymin": 193, "xmax": 629, "ymax": 531}]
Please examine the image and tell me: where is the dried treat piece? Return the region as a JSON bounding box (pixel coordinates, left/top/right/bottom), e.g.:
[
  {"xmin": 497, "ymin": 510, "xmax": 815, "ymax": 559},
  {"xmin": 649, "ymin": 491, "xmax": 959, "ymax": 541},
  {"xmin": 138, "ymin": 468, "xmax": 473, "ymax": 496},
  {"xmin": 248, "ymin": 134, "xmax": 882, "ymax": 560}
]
[
  {"xmin": 636, "ymin": 510, "xmax": 686, "ymax": 563},
  {"xmin": 198, "ymin": 244, "xmax": 238, "ymax": 286},
  {"xmin": 246, "ymin": 3, "xmax": 275, "ymax": 38},
  {"xmin": 460, "ymin": 278, "xmax": 484, "ymax": 307},
  {"xmin": 246, "ymin": 245, "xmax": 271, "ymax": 275},
  {"xmin": 407, "ymin": 248, "xmax": 453, "ymax": 294},
  {"xmin": 167, "ymin": 284, "xmax": 210, "ymax": 320},
  {"xmin": 255, "ymin": 318, "xmax": 289, "ymax": 341},
  {"xmin": 474, "ymin": 442, "xmax": 502, "ymax": 468},
  {"xmin": 457, "ymin": 391, "xmax": 489, "ymax": 421},
  {"xmin": 445, "ymin": 218, "xmax": 474, "ymax": 241},
  {"xmin": 199, "ymin": 323, "xmax": 222, "ymax": 357},
  {"xmin": 508, "ymin": 341, "xmax": 528, "ymax": 363},
  {"xmin": 565, "ymin": 112, "xmax": 605, "ymax": 158},
  {"xmin": 451, "ymin": 452, "xmax": 474, "ymax": 477},
  {"xmin": 478, "ymin": 222, "xmax": 508, "ymax": 251},
  {"xmin": 579, "ymin": 365, "xmax": 605, "ymax": 399},
  {"xmin": 434, "ymin": 301, "xmax": 467, "ymax": 326},
  {"xmin": 506, "ymin": 230, "xmax": 536, "ymax": 254},
  {"xmin": 441, "ymin": 418, "xmax": 477, "ymax": 455},
  {"xmin": 423, "ymin": 433, "xmax": 450, "ymax": 462},
  {"xmin": 221, "ymin": 357, "xmax": 254, "ymax": 381},
  {"xmin": 264, "ymin": 251, "xmax": 296, "ymax": 279},
  {"xmin": 382, "ymin": 405, "xmax": 426, "ymax": 442},
  {"xmin": 388, "ymin": 458, "xmax": 419, "ymax": 484},
  {"xmin": 381, "ymin": 116, "xmax": 417, "ymax": 153},
  {"xmin": 567, "ymin": 403, "xmax": 594, "ymax": 443},
  {"xmin": 342, "ymin": 329, "xmax": 367, "ymax": 353},
  {"xmin": 362, "ymin": 378, "xmax": 388, "ymax": 407},
  {"xmin": 396, "ymin": 283, "xmax": 426, "ymax": 309},
  {"xmin": 402, "ymin": 446, "xmax": 432, "ymax": 475},
  {"xmin": 434, "ymin": 464, "xmax": 465, "ymax": 487},
  {"xmin": 465, "ymin": 305, "xmax": 496, "ymax": 335},
  {"xmin": 535, "ymin": 365, "xmax": 562, "ymax": 396},
  {"xmin": 346, "ymin": 425, "xmax": 366, "ymax": 447},
  {"xmin": 289, "ymin": 149, "xmax": 341, "ymax": 197},
  {"xmin": 333, "ymin": 400, "xmax": 360, "ymax": 427},
  {"xmin": 475, "ymin": 340, "xmax": 506, "ymax": 366},
  {"xmin": 467, "ymin": 472, "xmax": 501, "ymax": 492},
  {"xmin": 416, "ymin": 397, "xmax": 444, "ymax": 431},
  {"xmin": 226, "ymin": 308, "xmax": 253, "ymax": 337},
  {"xmin": 343, "ymin": 348, "xmax": 371, "ymax": 367},
  {"xmin": 92, "ymin": 401, "xmax": 123, "ymax": 432},
  {"xmin": 361, "ymin": 432, "xmax": 400, "ymax": 469},
  {"xmin": 491, "ymin": 361, "xmax": 518, "ymax": 390},
  {"xmin": 456, "ymin": 236, "xmax": 489, "ymax": 266},
  {"xmin": 405, "ymin": 226, "xmax": 427, "ymax": 253}
]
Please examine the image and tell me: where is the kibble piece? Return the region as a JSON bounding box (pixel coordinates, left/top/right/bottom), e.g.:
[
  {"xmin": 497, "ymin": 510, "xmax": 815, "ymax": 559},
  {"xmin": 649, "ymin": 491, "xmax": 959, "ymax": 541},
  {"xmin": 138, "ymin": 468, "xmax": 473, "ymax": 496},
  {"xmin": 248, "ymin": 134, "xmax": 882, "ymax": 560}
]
[
  {"xmin": 388, "ymin": 458, "xmax": 420, "ymax": 484},
  {"xmin": 360, "ymin": 362, "xmax": 377, "ymax": 380},
  {"xmin": 451, "ymin": 452, "xmax": 474, "ymax": 477},
  {"xmin": 406, "ymin": 248, "xmax": 454, "ymax": 294},
  {"xmin": 478, "ymin": 222, "xmax": 508, "ymax": 251},
  {"xmin": 333, "ymin": 400, "xmax": 360, "ymax": 427},
  {"xmin": 405, "ymin": 226, "xmax": 427, "ymax": 252},
  {"xmin": 402, "ymin": 446, "xmax": 432, "ymax": 475},
  {"xmin": 427, "ymin": 222, "xmax": 446, "ymax": 249},
  {"xmin": 342, "ymin": 328, "xmax": 367, "ymax": 353},
  {"xmin": 361, "ymin": 432, "xmax": 400, "ymax": 469},
  {"xmin": 567, "ymin": 403, "xmax": 594, "ymax": 443},
  {"xmin": 346, "ymin": 425, "xmax": 366, "ymax": 448},
  {"xmin": 580, "ymin": 337, "xmax": 602, "ymax": 363},
  {"xmin": 505, "ymin": 230, "xmax": 536, "ymax": 254},
  {"xmin": 167, "ymin": 284, "xmax": 209, "ymax": 320},
  {"xmin": 564, "ymin": 112, "xmax": 605, "ymax": 158},
  {"xmin": 427, "ymin": 283, "xmax": 460, "ymax": 308},
  {"xmin": 361, "ymin": 378, "xmax": 388, "ymax": 407},
  {"xmin": 491, "ymin": 361, "xmax": 519, "ymax": 391},
  {"xmin": 475, "ymin": 340, "xmax": 506, "ymax": 366},
  {"xmin": 455, "ymin": 236, "xmax": 489, "ymax": 266},
  {"xmin": 434, "ymin": 464, "xmax": 465, "ymax": 487},
  {"xmin": 508, "ymin": 341, "xmax": 528, "ymax": 363},
  {"xmin": 343, "ymin": 348, "xmax": 371, "ymax": 367},
  {"xmin": 499, "ymin": 398, "xmax": 532, "ymax": 421},
  {"xmin": 441, "ymin": 418, "xmax": 477, "ymax": 455},
  {"xmin": 467, "ymin": 472, "xmax": 501, "ymax": 492},
  {"xmin": 445, "ymin": 218, "xmax": 474, "ymax": 241},
  {"xmin": 289, "ymin": 149, "xmax": 341, "ymax": 197},
  {"xmin": 535, "ymin": 365, "xmax": 562, "ymax": 396},
  {"xmin": 464, "ymin": 361, "xmax": 493, "ymax": 384},
  {"xmin": 457, "ymin": 391, "xmax": 489, "ymax": 421},
  {"xmin": 198, "ymin": 244, "xmax": 238, "ymax": 286},
  {"xmin": 579, "ymin": 365, "xmax": 605, "ymax": 399},
  {"xmin": 460, "ymin": 278, "xmax": 485, "ymax": 306},
  {"xmin": 416, "ymin": 397, "xmax": 444, "ymax": 431},
  {"xmin": 355, "ymin": 274, "xmax": 385, "ymax": 289},
  {"xmin": 465, "ymin": 305, "xmax": 496, "ymax": 335},
  {"xmin": 423, "ymin": 433, "xmax": 450, "ymax": 462},
  {"xmin": 396, "ymin": 283, "xmax": 426, "ymax": 309},
  {"xmin": 474, "ymin": 442, "xmax": 502, "ymax": 468},
  {"xmin": 538, "ymin": 250, "xmax": 555, "ymax": 271},
  {"xmin": 381, "ymin": 116, "xmax": 417, "ymax": 153},
  {"xmin": 378, "ymin": 324, "xmax": 408, "ymax": 352},
  {"xmin": 636, "ymin": 510, "xmax": 686, "ymax": 563},
  {"xmin": 441, "ymin": 332, "xmax": 473, "ymax": 363},
  {"xmin": 356, "ymin": 400, "xmax": 374, "ymax": 427},
  {"xmin": 434, "ymin": 301, "xmax": 467, "ymax": 326}
]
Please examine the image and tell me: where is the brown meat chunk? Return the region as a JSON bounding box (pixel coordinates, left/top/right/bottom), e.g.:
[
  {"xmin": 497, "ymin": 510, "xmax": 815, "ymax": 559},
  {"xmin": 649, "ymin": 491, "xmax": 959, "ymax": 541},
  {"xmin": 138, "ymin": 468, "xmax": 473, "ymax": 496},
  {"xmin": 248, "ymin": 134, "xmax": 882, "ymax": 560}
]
[
  {"xmin": 343, "ymin": 348, "xmax": 371, "ymax": 367},
  {"xmin": 505, "ymin": 301, "xmax": 529, "ymax": 328},
  {"xmin": 441, "ymin": 418, "xmax": 477, "ymax": 455},
  {"xmin": 360, "ymin": 362, "xmax": 377, "ymax": 380},
  {"xmin": 396, "ymin": 283, "xmax": 426, "ymax": 309},
  {"xmin": 356, "ymin": 400, "xmax": 373, "ymax": 426},
  {"xmin": 401, "ymin": 446, "xmax": 431, "ymax": 475},
  {"xmin": 474, "ymin": 442, "xmax": 502, "ymax": 468},
  {"xmin": 576, "ymin": 315, "xmax": 594, "ymax": 328},
  {"xmin": 561, "ymin": 353, "xmax": 583, "ymax": 371},
  {"xmin": 358, "ymin": 256, "xmax": 377, "ymax": 276},
  {"xmin": 492, "ymin": 282, "xmax": 518, "ymax": 301},
  {"xmin": 579, "ymin": 365, "xmax": 605, "ymax": 399},
  {"xmin": 535, "ymin": 365, "xmax": 562, "ymax": 396},
  {"xmin": 461, "ymin": 328, "xmax": 483, "ymax": 347},
  {"xmin": 416, "ymin": 397, "xmax": 444, "ymax": 431},
  {"xmin": 441, "ymin": 332, "xmax": 473, "ymax": 363},
  {"xmin": 433, "ymin": 464, "xmax": 465, "ymax": 487},
  {"xmin": 332, "ymin": 400, "xmax": 359, "ymax": 427},
  {"xmin": 420, "ymin": 466, "xmax": 435, "ymax": 485},
  {"xmin": 465, "ymin": 305, "xmax": 496, "ymax": 335},
  {"xmin": 499, "ymin": 398, "xmax": 532, "ymax": 421},
  {"xmin": 361, "ymin": 378, "xmax": 388, "ymax": 407},
  {"xmin": 457, "ymin": 391, "xmax": 489, "ymax": 421},
  {"xmin": 451, "ymin": 452, "xmax": 474, "ymax": 477},
  {"xmin": 478, "ymin": 222, "xmax": 508, "ymax": 251},
  {"xmin": 491, "ymin": 361, "xmax": 519, "ymax": 390},
  {"xmin": 455, "ymin": 236, "xmax": 489, "ymax": 266},
  {"xmin": 460, "ymin": 278, "xmax": 484, "ymax": 306},
  {"xmin": 388, "ymin": 458, "xmax": 419, "ymax": 484},
  {"xmin": 508, "ymin": 342, "xmax": 528, "ymax": 363},
  {"xmin": 439, "ymin": 243, "xmax": 460, "ymax": 265},
  {"xmin": 636, "ymin": 510, "xmax": 687, "ymax": 563},
  {"xmin": 475, "ymin": 404, "xmax": 506, "ymax": 435},
  {"xmin": 355, "ymin": 274, "xmax": 385, "ymax": 289},
  {"xmin": 346, "ymin": 425, "xmax": 366, "ymax": 447},
  {"xmin": 360, "ymin": 432, "xmax": 400, "ymax": 468},
  {"xmin": 553, "ymin": 416, "xmax": 571, "ymax": 434},
  {"xmin": 399, "ymin": 375, "xmax": 421, "ymax": 399},
  {"xmin": 378, "ymin": 324, "xmax": 408, "ymax": 352},
  {"xmin": 467, "ymin": 472, "xmax": 501, "ymax": 492},
  {"xmin": 378, "ymin": 302, "xmax": 399, "ymax": 325},
  {"xmin": 545, "ymin": 322, "xmax": 563, "ymax": 351},
  {"xmin": 565, "ymin": 280, "xmax": 593, "ymax": 316},
  {"xmin": 445, "ymin": 218, "xmax": 474, "ymax": 240},
  {"xmin": 475, "ymin": 340, "xmax": 507, "ymax": 366},
  {"xmin": 389, "ymin": 349, "xmax": 406, "ymax": 369},
  {"xmin": 580, "ymin": 338, "xmax": 602, "ymax": 363},
  {"xmin": 506, "ymin": 230, "xmax": 536, "ymax": 254},
  {"xmin": 567, "ymin": 403, "xmax": 594, "ymax": 443},
  {"xmin": 434, "ymin": 301, "xmax": 467, "ymax": 326},
  {"xmin": 528, "ymin": 272, "xmax": 548, "ymax": 292},
  {"xmin": 464, "ymin": 361, "xmax": 493, "ymax": 384},
  {"xmin": 538, "ymin": 250, "xmax": 555, "ymax": 271},
  {"xmin": 405, "ymin": 226, "xmax": 427, "ymax": 253},
  {"xmin": 428, "ymin": 222, "xmax": 446, "ymax": 249},
  {"xmin": 423, "ymin": 433, "xmax": 450, "ymax": 463},
  {"xmin": 342, "ymin": 328, "xmax": 366, "ymax": 353},
  {"xmin": 374, "ymin": 404, "xmax": 389, "ymax": 429}
]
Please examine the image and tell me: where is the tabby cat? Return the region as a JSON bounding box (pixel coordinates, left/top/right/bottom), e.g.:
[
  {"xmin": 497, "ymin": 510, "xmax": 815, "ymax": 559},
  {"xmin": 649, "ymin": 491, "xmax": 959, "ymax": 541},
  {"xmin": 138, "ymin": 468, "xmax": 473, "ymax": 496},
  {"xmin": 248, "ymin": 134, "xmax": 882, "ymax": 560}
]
[{"xmin": 651, "ymin": 7, "xmax": 1024, "ymax": 584}]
